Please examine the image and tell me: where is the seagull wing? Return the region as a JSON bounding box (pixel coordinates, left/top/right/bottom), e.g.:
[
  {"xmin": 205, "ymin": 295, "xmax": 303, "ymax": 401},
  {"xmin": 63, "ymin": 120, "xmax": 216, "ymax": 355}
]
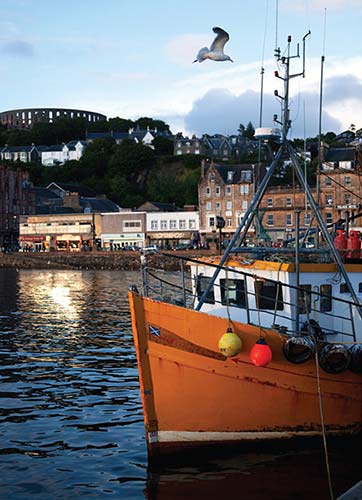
[{"xmin": 210, "ymin": 27, "xmax": 229, "ymax": 52}]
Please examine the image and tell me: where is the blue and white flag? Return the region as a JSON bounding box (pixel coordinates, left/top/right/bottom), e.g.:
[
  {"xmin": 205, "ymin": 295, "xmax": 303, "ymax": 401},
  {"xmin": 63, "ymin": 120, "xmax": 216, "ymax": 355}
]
[{"xmin": 149, "ymin": 325, "xmax": 160, "ymax": 337}]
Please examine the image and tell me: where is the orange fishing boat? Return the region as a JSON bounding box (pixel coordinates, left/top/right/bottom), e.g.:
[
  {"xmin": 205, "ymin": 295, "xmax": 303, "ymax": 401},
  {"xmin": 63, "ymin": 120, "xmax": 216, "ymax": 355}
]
[
  {"xmin": 128, "ymin": 33, "xmax": 362, "ymax": 457},
  {"xmin": 129, "ymin": 258, "xmax": 362, "ymax": 456}
]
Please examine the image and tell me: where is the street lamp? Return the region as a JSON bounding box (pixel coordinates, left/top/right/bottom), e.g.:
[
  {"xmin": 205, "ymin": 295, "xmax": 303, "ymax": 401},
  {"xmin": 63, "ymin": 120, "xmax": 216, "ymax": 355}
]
[{"xmin": 216, "ymin": 216, "xmax": 225, "ymax": 255}]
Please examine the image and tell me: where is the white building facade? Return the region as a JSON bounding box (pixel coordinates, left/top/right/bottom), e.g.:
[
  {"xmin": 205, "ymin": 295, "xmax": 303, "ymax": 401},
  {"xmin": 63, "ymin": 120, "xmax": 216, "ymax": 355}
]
[{"xmin": 146, "ymin": 211, "xmax": 200, "ymax": 248}]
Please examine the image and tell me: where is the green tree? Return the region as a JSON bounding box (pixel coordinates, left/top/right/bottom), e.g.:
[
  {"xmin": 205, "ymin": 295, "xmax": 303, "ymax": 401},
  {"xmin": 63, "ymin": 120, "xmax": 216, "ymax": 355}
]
[
  {"xmin": 134, "ymin": 117, "xmax": 170, "ymax": 132},
  {"xmin": 80, "ymin": 137, "xmax": 116, "ymax": 177},
  {"xmin": 152, "ymin": 136, "xmax": 174, "ymax": 155},
  {"xmin": 243, "ymin": 121, "xmax": 255, "ymax": 139},
  {"xmin": 109, "ymin": 140, "xmax": 155, "ymax": 177}
]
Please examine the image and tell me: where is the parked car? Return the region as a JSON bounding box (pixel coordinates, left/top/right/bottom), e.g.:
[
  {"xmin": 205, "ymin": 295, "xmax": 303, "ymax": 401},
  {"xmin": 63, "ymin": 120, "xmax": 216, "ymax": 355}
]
[
  {"xmin": 142, "ymin": 245, "xmax": 159, "ymax": 254},
  {"xmin": 174, "ymin": 243, "xmax": 193, "ymax": 251}
]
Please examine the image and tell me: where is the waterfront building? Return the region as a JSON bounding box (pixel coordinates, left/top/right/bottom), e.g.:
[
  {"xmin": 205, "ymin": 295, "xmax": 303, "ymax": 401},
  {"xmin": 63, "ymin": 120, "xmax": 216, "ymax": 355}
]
[
  {"xmin": 143, "ymin": 207, "xmax": 200, "ymax": 249},
  {"xmin": 98, "ymin": 212, "xmax": 147, "ymax": 250},
  {"xmin": 197, "ymin": 144, "xmax": 362, "ymax": 245},
  {"xmin": 198, "ymin": 160, "xmax": 256, "ymax": 245},
  {"xmin": 19, "ymin": 213, "xmax": 95, "ymax": 251},
  {"xmin": 0, "ymin": 164, "xmax": 34, "ymax": 248}
]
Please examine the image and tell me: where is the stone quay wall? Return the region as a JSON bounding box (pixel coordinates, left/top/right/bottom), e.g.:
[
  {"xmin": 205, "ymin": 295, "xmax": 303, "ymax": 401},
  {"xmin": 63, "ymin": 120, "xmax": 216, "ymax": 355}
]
[{"xmin": 0, "ymin": 250, "xmax": 211, "ymax": 271}]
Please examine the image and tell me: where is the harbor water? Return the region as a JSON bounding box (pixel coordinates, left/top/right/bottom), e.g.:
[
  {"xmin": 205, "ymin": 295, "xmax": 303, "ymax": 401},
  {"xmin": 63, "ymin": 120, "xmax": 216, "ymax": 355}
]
[{"xmin": 0, "ymin": 269, "xmax": 360, "ymax": 499}]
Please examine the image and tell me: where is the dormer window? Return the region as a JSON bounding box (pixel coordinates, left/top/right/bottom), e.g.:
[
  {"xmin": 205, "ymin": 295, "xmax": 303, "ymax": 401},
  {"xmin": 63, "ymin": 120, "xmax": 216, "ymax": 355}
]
[
  {"xmin": 227, "ymin": 171, "xmax": 234, "ymax": 182},
  {"xmin": 209, "ymin": 173, "xmax": 215, "ymax": 182}
]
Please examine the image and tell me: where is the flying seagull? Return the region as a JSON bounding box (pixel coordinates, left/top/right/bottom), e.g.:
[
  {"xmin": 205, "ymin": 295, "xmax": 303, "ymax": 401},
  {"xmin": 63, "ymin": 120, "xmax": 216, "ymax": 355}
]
[{"xmin": 193, "ymin": 27, "xmax": 233, "ymax": 63}]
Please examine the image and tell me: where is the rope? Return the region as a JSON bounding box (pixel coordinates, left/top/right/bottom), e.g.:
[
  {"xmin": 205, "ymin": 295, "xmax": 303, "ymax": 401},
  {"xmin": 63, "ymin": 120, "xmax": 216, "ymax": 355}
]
[
  {"xmin": 314, "ymin": 350, "xmax": 335, "ymax": 500},
  {"xmin": 225, "ymin": 269, "xmax": 232, "ymax": 329}
]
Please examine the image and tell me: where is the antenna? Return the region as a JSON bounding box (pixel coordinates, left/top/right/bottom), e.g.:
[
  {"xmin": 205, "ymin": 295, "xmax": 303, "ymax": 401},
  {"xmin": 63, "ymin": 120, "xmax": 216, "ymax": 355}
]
[{"xmin": 273, "ymin": 32, "xmax": 311, "ymax": 139}]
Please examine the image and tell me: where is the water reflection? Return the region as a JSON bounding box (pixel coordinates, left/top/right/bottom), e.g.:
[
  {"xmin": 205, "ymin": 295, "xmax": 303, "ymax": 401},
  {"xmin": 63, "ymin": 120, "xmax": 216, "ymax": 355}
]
[{"xmin": 0, "ymin": 269, "xmax": 360, "ymax": 499}]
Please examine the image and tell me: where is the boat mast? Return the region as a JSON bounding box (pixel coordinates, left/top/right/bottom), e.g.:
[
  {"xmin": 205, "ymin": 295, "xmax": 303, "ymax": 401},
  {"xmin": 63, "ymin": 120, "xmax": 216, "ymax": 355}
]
[{"xmin": 316, "ymin": 9, "xmax": 327, "ymax": 247}]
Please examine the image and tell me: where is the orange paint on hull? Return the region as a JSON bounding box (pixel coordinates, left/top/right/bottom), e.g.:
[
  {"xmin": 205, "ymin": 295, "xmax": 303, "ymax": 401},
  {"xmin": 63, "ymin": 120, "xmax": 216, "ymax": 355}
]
[{"xmin": 129, "ymin": 292, "xmax": 362, "ymax": 452}]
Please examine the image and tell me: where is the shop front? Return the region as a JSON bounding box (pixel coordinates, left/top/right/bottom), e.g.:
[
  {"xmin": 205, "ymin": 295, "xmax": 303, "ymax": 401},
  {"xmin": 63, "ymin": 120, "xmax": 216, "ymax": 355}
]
[
  {"xmin": 19, "ymin": 235, "xmax": 46, "ymax": 252},
  {"xmin": 101, "ymin": 233, "xmax": 145, "ymax": 251}
]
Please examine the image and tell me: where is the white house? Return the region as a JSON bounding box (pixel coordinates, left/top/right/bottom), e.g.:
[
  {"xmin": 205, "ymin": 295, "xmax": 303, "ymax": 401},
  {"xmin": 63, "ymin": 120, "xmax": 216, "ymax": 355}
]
[
  {"xmin": 41, "ymin": 140, "xmax": 86, "ymax": 166},
  {"xmin": 146, "ymin": 210, "xmax": 200, "ymax": 248}
]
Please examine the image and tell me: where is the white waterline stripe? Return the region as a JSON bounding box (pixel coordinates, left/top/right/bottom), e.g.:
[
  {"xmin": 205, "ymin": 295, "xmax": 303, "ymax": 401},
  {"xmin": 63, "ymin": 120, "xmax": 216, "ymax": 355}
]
[{"xmin": 149, "ymin": 430, "xmax": 324, "ymax": 443}]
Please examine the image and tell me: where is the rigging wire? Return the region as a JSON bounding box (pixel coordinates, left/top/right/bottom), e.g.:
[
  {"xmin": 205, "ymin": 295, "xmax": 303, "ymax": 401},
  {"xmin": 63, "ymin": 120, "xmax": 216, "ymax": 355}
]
[{"xmin": 275, "ymin": 0, "xmax": 279, "ymax": 52}]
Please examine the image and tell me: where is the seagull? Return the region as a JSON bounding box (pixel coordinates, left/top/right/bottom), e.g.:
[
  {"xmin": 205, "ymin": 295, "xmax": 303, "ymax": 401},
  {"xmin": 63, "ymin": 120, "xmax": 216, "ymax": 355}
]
[{"xmin": 193, "ymin": 27, "xmax": 233, "ymax": 63}]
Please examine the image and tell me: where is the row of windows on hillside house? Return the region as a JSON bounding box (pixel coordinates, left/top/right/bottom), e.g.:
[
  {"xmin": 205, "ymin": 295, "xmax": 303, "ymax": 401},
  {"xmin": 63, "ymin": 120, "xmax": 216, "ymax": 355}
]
[
  {"xmin": 18, "ymin": 210, "xmax": 200, "ymax": 251},
  {"xmin": 86, "ymin": 127, "xmax": 172, "ymax": 148},
  {"xmin": 1, "ymin": 141, "xmax": 86, "ymax": 166},
  {"xmin": 174, "ymin": 134, "xmax": 258, "ymax": 159},
  {"xmin": 0, "ymin": 126, "xmax": 173, "ymax": 167}
]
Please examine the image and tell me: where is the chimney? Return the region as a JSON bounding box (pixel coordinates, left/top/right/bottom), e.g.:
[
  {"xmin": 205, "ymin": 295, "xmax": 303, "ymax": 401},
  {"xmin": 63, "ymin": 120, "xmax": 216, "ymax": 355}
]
[{"xmin": 201, "ymin": 159, "xmax": 206, "ymax": 177}]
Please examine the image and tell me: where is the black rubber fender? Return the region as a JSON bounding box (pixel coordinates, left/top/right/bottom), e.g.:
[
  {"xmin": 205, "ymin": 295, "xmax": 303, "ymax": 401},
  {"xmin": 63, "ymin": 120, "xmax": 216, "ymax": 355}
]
[
  {"xmin": 349, "ymin": 344, "xmax": 362, "ymax": 373},
  {"xmin": 283, "ymin": 335, "xmax": 316, "ymax": 364},
  {"xmin": 319, "ymin": 344, "xmax": 351, "ymax": 374}
]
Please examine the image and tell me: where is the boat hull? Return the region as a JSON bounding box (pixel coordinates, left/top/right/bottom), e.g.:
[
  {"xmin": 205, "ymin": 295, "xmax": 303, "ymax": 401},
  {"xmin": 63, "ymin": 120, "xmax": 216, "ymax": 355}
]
[{"xmin": 129, "ymin": 291, "xmax": 362, "ymax": 455}]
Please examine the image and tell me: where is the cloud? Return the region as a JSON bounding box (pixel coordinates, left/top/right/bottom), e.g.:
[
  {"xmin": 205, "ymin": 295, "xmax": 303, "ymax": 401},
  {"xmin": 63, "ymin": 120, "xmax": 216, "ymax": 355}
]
[
  {"xmin": 1, "ymin": 40, "xmax": 34, "ymax": 57},
  {"xmin": 183, "ymin": 84, "xmax": 342, "ymax": 138},
  {"xmin": 324, "ymin": 74, "xmax": 362, "ymax": 104}
]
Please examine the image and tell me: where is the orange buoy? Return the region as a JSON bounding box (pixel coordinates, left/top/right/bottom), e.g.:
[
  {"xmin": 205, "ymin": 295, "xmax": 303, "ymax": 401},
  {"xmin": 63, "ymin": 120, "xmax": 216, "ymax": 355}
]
[{"xmin": 249, "ymin": 338, "xmax": 272, "ymax": 367}]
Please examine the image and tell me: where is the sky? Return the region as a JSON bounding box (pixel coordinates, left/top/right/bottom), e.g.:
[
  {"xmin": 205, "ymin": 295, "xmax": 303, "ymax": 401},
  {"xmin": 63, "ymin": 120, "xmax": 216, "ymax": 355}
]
[{"xmin": 1, "ymin": 0, "xmax": 362, "ymax": 139}]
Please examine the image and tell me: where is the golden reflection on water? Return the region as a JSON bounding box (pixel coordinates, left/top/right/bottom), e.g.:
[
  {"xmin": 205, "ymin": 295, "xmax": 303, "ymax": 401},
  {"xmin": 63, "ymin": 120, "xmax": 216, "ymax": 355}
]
[{"xmin": 24, "ymin": 271, "xmax": 86, "ymax": 325}]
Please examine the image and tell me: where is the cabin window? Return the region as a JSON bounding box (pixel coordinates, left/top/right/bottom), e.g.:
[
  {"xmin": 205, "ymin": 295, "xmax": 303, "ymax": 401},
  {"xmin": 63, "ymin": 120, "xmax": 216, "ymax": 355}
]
[
  {"xmin": 358, "ymin": 283, "xmax": 362, "ymax": 293},
  {"xmin": 196, "ymin": 275, "xmax": 215, "ymax": 304},
  {"xmin": 340, "ymin": 283, "xmax": 349, "ymax": 293},
  {"xmin": 220, "ymin": 279, "xmax": 246, "ymax": 308},
  {"xmin": 320, "ymin": 284, "xmax": 332, "ymax": 312},
  {"xmin": 255, "ymin": 280, "xmax": 283, "ymax": 310},
  {"xmin": 298, "ymin": 284, "xmax": 312, "ymax": 313}
]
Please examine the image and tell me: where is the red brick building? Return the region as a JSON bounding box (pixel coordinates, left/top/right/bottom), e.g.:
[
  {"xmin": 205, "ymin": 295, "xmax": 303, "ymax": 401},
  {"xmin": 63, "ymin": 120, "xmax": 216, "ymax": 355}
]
[
  {"xmin": 0, "ymin": 164, "xmax": 34, "ymax": 249},
  {"xmin": 198, "ymin": 145, "xmax": 362, "ymax": 245}
]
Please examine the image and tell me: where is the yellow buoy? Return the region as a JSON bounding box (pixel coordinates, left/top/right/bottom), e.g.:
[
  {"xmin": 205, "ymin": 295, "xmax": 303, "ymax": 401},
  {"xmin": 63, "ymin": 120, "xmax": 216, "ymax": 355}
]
[{"xmin": 218, "ymin": 328, "xmax": 242, "ymax": 357}]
